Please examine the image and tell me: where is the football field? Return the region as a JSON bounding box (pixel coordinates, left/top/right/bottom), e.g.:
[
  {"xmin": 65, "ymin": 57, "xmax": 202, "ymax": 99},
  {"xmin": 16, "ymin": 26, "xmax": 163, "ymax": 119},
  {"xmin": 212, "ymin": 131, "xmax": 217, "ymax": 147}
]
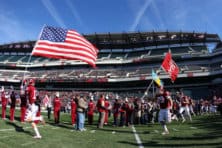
[{"xmin": 0, "ymin": 112, "xmax": 221, "ymax": 148}]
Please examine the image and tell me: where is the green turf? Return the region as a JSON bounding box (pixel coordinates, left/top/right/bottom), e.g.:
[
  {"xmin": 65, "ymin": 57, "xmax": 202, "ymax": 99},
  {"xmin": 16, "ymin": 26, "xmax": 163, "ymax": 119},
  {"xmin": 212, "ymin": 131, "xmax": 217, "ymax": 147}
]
[
  {"xmin": 134, "ymin": 115, "xmax": 222, "ymax": 148},
  {"xmin": 0, "ymin": 110, "xmax": 221, "ymax": 148}
]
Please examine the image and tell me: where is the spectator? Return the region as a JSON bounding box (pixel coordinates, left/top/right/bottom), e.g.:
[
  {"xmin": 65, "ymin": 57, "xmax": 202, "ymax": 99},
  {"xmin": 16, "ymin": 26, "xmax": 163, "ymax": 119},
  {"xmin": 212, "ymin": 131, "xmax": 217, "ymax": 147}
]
[{"xmin": 76, "ymin": 95, "xmax": 87, "ymax": 131}]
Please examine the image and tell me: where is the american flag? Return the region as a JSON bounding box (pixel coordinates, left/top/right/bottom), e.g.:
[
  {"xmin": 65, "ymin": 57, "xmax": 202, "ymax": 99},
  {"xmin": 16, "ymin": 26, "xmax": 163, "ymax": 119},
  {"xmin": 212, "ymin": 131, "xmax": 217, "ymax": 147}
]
[{"xmin": 32, "ymin": 26, "xmax": 98, "ymax": 67}]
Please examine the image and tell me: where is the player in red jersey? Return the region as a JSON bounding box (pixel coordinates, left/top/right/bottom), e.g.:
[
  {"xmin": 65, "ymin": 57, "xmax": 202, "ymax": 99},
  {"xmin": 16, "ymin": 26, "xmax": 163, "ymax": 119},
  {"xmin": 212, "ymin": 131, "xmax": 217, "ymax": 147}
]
[
  {"xmin": 179, "ymin": 94, "xmax": 192, "ymax": 122},
  {"xmin": 26, "ymin": 78, "xmax": 37, "ymax": 120},
  {"xmin": 97, "ymin": 94, "xmax": 106, "ymax": 128},
  {"xmin": 188, "ymin": 96, "xmax": 196, "ymax": 116},
  {"xmin": 26, "ymin": 79, "xmax": 36, "ymax": 105},
  {"xmin": 104, "ymin": 95, "xmax": 111, "ymax": 125},
  {"xmin": 71, "ymin": 96, "xmax": 77, "ymax": 127},
  {"xmin": 156, "ymin": 89, "xmax": 173, "ymax": 135},
  {"xmin": 1, "ymin": 86, "xmax": 8, "ymax": 120},
  {"xmin": 53, "ymin": 92, "xmax": 61, "ymax": 124},
  {"xmin": 25, "ymin": 80, "xmax": 45, "ymax": 139},
  {"xmin": 87, "ymin": 96, "xmax": 95, "ymax": 125}
]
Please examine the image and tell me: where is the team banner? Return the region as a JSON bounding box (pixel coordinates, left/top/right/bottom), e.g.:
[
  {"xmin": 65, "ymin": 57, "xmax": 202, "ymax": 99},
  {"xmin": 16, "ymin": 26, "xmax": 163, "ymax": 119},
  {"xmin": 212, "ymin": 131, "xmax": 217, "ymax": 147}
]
[
  {"xmin": 32, "ymin": 26, "xmax": 98, "ymax": 67},
  {"xmin": 152, "ymin": 69, "xmax": 163, "ymax": 87},
  {"xmin": 161, "ymin": 51, "xmax": 179, "ymax": 82}
]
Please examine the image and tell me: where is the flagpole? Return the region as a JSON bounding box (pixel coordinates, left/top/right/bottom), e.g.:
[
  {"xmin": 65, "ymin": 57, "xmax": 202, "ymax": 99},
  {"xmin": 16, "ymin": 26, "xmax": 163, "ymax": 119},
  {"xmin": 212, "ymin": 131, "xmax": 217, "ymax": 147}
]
[
  {"xmin": 141, "ymin": 79, "xmax": 153, "ymax": 100},
  {"xmin": 152, "ymin": 80, "xmax": 155, "ymax": 98},
  {"xmin": 142, "ymin": 49, "xmax": 179, "ymax": 99},
  {"xmin": 21, "ymin": 24, "xmax": 46, "ymax": 86},
  {"xmin": 141, "ymin": 66, "xmax": 163, "ymax": 100}
]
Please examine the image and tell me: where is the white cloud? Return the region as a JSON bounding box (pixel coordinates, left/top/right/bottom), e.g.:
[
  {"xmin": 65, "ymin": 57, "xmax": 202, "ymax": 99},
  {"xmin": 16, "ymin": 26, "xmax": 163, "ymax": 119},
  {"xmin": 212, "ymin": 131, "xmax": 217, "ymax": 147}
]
[
  {"xmin": 151, "ymin": 1, "xmax": 165, "ymax": 29},
  {"xmin": 64, "ymin": 0, "xmax": 88, "ymax": 31},
  {"xmin": 41, "ymin": 0, "xmax": 67, "ymax": 28},
  {"xmin": 129, "ymin": 0, "xmax": 153, "ymax": 31},
  {"xmin": 0, "ymin": 12, "xmax": 36, "ymax": 44},
  {"xmin": 65, "ymin": 0, "xmax": 83, "ymax": 25}
]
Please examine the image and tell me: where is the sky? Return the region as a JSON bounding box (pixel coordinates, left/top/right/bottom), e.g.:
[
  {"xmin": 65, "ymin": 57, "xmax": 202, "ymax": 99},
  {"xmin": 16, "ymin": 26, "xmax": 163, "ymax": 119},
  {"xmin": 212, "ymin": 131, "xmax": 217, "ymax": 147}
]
[{"xmin": 0, "ymin": 0, "xmax": 222, "ymax": 44}]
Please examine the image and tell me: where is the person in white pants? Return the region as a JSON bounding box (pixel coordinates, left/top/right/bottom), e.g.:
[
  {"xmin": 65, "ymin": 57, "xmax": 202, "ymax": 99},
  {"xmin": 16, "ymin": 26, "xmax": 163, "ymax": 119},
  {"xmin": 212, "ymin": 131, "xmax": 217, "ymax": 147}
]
[
  {"xmin": 25, "ymin": 101, "xmax": 45, "ymax": 139},
  {"xmin": 179, "ymin": 95, "xmax": 192, "ymax": 123}
]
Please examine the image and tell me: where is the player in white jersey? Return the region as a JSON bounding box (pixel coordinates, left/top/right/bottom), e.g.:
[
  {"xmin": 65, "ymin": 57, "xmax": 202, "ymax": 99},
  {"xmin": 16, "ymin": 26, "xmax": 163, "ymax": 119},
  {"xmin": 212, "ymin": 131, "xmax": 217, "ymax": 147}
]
[{"xmin": 25, "ymin": 99, "xmax": 45, "ymax": 139}]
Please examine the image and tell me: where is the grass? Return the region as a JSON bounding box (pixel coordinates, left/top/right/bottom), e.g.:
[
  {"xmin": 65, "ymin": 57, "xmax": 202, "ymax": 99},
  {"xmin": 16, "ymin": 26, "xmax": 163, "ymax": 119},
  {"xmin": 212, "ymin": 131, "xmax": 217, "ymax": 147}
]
[{"xmin": 0, "ymin": 109, "xmax": 221, "ymax": 148}]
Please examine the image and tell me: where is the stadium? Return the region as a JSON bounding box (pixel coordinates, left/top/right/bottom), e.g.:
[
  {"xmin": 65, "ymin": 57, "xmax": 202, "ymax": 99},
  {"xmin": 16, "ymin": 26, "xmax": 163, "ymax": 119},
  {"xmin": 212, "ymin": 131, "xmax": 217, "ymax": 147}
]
[{"xmin": 0, "ymin": 31, "xmax": 221, "ymax": 99}]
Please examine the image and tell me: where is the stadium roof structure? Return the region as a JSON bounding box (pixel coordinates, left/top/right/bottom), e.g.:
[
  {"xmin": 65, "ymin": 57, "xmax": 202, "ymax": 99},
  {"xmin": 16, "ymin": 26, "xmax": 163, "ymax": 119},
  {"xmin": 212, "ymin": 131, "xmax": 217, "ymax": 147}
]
[
  {"xmin": 0, "ymin": 31, "xmax": 220, "ymax": 52},
  {"xmin": 85, "ymin": 31, "xmax": 220, "ymax": 49}
]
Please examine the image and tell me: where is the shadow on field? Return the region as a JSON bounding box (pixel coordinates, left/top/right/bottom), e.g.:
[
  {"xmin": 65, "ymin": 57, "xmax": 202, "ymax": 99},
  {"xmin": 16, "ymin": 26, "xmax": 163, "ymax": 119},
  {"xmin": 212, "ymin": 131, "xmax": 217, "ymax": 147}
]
[
  {"xmin": 118, "ymin": 115, "xmax": 222, "ymax": 148},
  {"xmin": 46, "ymin": 121, "xmax": 74, "ymax": 130},
  {"xmin": 119, "ymin": 140, "xmax": 222, "ymax": 147},
  {"xmin": 5, "ymin": 115, "xmax": 21, "ymax": 122},
  {"xmin": 96, "ymin": 127, "xmax": 134, "ymax": 134},
  {"xmin": 6, "ymin": 121, "xmax": 32, "ymax": 136}
]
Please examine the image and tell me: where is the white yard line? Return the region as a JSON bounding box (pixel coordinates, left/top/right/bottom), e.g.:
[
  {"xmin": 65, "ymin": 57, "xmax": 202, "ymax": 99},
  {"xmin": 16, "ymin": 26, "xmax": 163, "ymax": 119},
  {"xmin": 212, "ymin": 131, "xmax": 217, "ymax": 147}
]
[
  {"xmin": 132, "ymin": 126, "xmax": 144, "ymax": 148},
  {"xmin": 21, "ymin": 141, "xmax": 37, "ymax": 146}
]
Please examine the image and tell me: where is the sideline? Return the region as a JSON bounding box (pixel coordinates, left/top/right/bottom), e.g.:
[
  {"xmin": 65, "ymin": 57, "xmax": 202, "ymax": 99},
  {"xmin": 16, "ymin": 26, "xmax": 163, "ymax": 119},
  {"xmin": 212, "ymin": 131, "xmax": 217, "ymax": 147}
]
[{"xmin": 132, "ymin": 125, "xmax": 144, "ymax": 148}]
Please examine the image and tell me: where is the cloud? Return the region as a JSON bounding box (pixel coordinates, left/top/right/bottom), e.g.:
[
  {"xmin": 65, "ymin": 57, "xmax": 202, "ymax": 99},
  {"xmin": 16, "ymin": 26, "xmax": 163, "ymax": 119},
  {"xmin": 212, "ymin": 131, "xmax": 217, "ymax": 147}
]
[
  {"xmin": 41, "ymin": 0, "xmax": 67, "ymax": 28},
  {"xmin": 64, "ymin": 0, "xmax": 88, "ymax": 31},
  {"xmin": 64, "ymin": 0, "xmax": 83, "ymax": 25},
  {"xmin": 129, "ymin": 0, "xmax": 153, "ymax": 31},
  {"xmin": 0, "ymin": 12, "xmax": 36, "ymax": 44},
  {"xmin": 151, "ymin": 1, "xmax": 165, "ymax": 29}
]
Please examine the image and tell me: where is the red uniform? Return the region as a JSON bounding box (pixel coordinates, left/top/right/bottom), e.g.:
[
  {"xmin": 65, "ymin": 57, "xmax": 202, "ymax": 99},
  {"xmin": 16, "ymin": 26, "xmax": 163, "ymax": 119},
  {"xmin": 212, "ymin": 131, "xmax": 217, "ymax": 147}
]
[
  {"xmin": 71, "ymin": 100, "xmax": 77, "ymax": 125},
  {"xmin": 34, "ymin": 107, "xmax": 41, "ymax": 124},
  {"xmin": 26, "ymin": 84, "xmax": 36, "ymax": 105},
  {"xmin": 157, "ymin": 94, "xmax": 171, "ymax": 109},
  {"xmin": 97, "ymin": 97, "xmax": 106, "ymax": 113},
  {"xmin": 1, "ymin": 92, "xmax": 7, "ymax": 119},
  {"xmin": 87, "ymin": 100, "xmax": 95, "ymax": 125},
  {"xmin": 97, "ymin": 95, "xmax": 106, "ymax": 128},
  {"xmin": 104, "ymin": 100, "xmax": 110, "ymax": 124},
  {"xmin": 53, "ymin": 97, "xmax": 61, "ymax": 124},
  {"xmin": 113, "ymin": 101, "xmax": 120, "ymax": 118},
  {"xmin": 126, "ymin": 102, "xmax": 134, "ymax": 126},
  {"xmin": 181, "ymin": 96, "xmax": 189, "ymax": 107},
  {"xmin": 119, "ymin": 102, "xmax": 129, "ymax": 126}
]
